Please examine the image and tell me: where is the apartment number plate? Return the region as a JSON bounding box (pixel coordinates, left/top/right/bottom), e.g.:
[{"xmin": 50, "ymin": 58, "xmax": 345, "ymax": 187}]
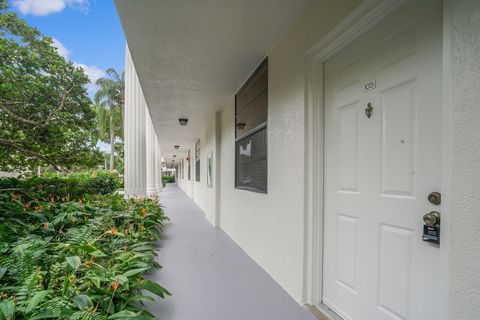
[{"xmin": 364, "ymin": 80, "xmax": 376, "ymax": 91}]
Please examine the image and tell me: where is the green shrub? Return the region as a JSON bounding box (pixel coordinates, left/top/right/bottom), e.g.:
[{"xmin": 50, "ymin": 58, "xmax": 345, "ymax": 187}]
[
  {"xmin": 73, "ymin": 171, "xmax": 121, "ymax": 195},
  {"xmin": 0, "ymin": 171, "xmax": 120, "ymax": 200},
  {"xmin": 162, "ymin": 175, "xmax": 175, "ymax": 184},
  {"xmin": 0, "ymin": 188, "xmax": 170, "ymax": 319}
]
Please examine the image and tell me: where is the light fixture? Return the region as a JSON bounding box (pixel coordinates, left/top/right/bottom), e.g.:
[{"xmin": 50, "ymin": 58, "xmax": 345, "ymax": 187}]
[
  {"xmin": 173, "ymin": 155, "xmax": 176, "ymax": 158},
  {"xmin": 236, "ymin": 122, "xmax": 246, "ymax": 130},
  {"xmin": 179, "ymin": 118, "xmax": 188, "ymax": 126},
  {"xmin": 174, "ymin": 145, "xmax": 180, "ymax": 149}
]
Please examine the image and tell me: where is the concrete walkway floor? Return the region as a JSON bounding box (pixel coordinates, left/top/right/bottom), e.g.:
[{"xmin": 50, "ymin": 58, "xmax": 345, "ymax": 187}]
[{"xmin": 145, "ymin": 184, "xmax": 316, "ymax": 320}]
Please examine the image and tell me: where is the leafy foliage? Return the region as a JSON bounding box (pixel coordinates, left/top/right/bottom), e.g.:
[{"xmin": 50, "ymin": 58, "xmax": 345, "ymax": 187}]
[
  {"xmin": 0, "ymin": 172, "xmax": 170, "ymax": 320},
  {"xmin": 0, "ymin": 171, "xmax": 121, "ymax": 200},
  {"xmin": 162, "ymin": 176, "xmax": 175, "ymax": 185},
  {"xmin": 0, "ymin": 179, "xmax": 170, "ymax": 319},
  {"xmin": 0, "ymin": 2, "xmax": 102, "ymax": 172}
]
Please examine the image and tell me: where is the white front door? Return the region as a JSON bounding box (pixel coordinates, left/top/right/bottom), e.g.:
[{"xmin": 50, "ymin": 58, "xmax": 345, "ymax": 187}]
[{"xmin": 323, "ymin": 1, "xmax": 443, "ymax": 320}]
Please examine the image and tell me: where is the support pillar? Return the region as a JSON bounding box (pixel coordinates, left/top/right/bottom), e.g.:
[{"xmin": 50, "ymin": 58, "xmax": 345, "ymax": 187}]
[
  {"xmin": 124, "ymin": 44, "xmax": 146, "ymax": 198},
  {"xmin": 154, "ymin": 135, "xmax": 163, "ymax": 193},
  {"xmin": 146, "ymin": 109, "xmax": 157, "ymax": 196}
]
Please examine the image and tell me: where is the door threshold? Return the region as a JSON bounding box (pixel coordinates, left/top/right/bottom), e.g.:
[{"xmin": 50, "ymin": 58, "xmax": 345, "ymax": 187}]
[{"xmin": 305, "ymin": 303, "xmax": 343, "ymax": 320}]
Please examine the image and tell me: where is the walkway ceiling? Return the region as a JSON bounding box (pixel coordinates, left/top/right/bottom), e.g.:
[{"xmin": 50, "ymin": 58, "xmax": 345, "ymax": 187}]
[{"xmin": 115, "ymin": 0, "xmax": 311, "ymax": 165}]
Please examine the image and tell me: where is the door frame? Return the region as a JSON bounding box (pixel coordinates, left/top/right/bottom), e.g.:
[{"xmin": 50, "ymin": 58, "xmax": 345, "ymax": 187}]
[{"xmin": 303, "ymin": 1, "xmax": 449, "ymax": 318}]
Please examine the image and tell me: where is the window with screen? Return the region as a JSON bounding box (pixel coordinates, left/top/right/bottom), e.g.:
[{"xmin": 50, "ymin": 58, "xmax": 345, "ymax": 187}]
[
  {"xmin": 235, "ymin": 58, "xmax": 268, "ymax": 193},
  {"xmin": 195, "ymin": 140, "xmax": 200, "ymax": 182}
]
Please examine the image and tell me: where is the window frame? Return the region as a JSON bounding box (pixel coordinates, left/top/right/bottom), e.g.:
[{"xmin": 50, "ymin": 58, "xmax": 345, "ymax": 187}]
[{"xmin": 234, "ymin": 57, "xmax": 268, "ymax": 193}]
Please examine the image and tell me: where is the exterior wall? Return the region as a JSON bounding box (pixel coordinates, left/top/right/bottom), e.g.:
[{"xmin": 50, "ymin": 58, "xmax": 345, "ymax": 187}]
[
  {"xmin": 216, "ymin": 0, "xmax": 362, "ymax": 302},
  {"xmin": 446, "ymin": 1, "xmax": 480, "ymax": 319},
  {"xmin": 123, "ymin": 0, "xmax": 480, "ymax": 314},
  {"xmin": 192, "ymin": 114, "xmax": 217, "ymax": 225},
  {"xmin": 177, "ymin": 144, "xmax": 195, "ymax": 199}
]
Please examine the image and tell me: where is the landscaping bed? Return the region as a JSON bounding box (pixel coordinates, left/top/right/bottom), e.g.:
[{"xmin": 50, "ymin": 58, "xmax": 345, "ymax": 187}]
[{"xmin": 0, "ymin": 172, "xmax": 170, "ymax": 319}]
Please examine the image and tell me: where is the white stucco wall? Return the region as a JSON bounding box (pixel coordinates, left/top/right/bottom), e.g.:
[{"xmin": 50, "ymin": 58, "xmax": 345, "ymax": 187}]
[
  {"xmin": 217, "ymin": 0, "xmax": 362, "ymax": 302},
  {"xmin": 192, "ymin": 114, "xmax": 217, "ymax": 225},
  {"xmin": 122, "ymin": 0, "xmax": 480, "ymax": 313},
  {"xmin": 447, "ymin": 1, "xmax": 480, "ymax": 319},
  {"xmin": 177, "ymin": 145, "xmax": 195, "ymax": 199}
]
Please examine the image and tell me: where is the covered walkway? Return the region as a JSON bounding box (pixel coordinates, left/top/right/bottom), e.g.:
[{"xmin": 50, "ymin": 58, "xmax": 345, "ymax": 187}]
[{"xmin": 146, "ymin": 184, "xmax": 317, "ymax": 320}]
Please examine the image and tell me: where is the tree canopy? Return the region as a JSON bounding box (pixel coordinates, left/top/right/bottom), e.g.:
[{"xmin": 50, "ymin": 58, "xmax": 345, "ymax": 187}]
[
  {"xmin": 94, "ymin": 68, "xmax": 124, "ymax": 170},
  {"xmin": 0, "ymin": 1, "xmax": 102, "ymax": 172}
]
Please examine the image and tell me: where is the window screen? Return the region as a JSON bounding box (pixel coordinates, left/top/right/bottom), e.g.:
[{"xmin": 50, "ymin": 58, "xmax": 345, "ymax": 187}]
[
  {"xmin": 235, "ymin": 58, "xmax": 268, "ymax": 193},
  {"xmin": 195, "ymin": 140, "xmax": 200, "ymax": 182},
  {"xmin": 235, "ymin": 127, "xmax": 267, "ymax": 192}
]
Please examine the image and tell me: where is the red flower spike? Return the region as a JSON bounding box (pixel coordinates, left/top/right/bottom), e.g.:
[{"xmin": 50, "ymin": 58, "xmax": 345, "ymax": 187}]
[{"xmin": 113, "ymin": 278, "xmax": 120, "ymax": 291}]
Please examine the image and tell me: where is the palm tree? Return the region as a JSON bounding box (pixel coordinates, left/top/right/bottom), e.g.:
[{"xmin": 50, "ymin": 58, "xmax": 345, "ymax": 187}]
[{"xmin": 94, "ymin": 68, "xmax": 124, "ymax": 170}]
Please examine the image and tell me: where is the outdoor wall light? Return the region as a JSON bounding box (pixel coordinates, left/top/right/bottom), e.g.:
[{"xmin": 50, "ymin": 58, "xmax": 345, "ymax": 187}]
[
  {"xmin": 179, "ymin": 118, "xmax": 188, "ymax": 126},
  {"xmin": 173, "ymin": 155, "xmax": 176, "ymax": 158},
  {"xmin": 174, "ymin": 145, "xmax": 180, "ymax": 149},
  {"xmin": 236, "ymin": 122, "xmax": 246, "ymax": 130}
]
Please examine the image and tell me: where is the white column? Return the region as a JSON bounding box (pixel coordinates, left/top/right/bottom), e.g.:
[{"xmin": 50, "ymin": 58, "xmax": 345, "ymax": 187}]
[
  {"xmin": 145, "ymin": 108, "xmax": 157, "ymax": 195},
  {"xmin": 154, "ymin": 135, "xmax": 163, "ymax": 193},
  {"xmin": 124, "ymin": 44, "xmax": 146, "ymax": 198}
]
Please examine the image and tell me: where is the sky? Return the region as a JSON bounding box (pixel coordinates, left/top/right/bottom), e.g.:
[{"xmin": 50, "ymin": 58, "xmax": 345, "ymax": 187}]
[
  {"xmin": 11, "ymin": 0, "xmax": 125, "ymax": 93},
  {"xmin": 11, "ymin": 0, "xmax": 126, "ymax": 152}
]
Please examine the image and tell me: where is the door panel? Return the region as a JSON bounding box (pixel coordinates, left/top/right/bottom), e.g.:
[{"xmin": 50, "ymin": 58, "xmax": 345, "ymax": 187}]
[
  {"xmin": 323, "ymin": 1, "xmax": 443, "ymax": 320},
  {"xmin": 337, "ymin": 101, "xmax": 360, "ymax": 193},
  {"xmin": 381, "ymin": 79, "xmax": 416, "ymax": 197}
]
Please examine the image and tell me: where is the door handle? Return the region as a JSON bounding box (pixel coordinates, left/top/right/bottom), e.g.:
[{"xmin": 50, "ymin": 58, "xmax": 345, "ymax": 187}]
[
  {"xmin": 428, "ymin": 192, "xmax": 441, "ymax": 205},
  {"xmin": 422, "ymin": 211, "xmax": 440, "ymax": 245},
  {"xmin": 423, "ymin": 211, "xmax": 440, "ymax": 226}
]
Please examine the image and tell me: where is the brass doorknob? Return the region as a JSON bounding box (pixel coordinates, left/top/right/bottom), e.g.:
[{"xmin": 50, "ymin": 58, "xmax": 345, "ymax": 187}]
[
  {"xmin": 423, "ymin": 211, "xmax": 440, "ymax": 226},
  {"xmin": 428, "ymin": 192, "xmax": 441, "ymax": 205}
]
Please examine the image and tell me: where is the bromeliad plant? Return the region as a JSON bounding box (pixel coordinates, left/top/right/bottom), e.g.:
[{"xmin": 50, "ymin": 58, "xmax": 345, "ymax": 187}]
[{"xmin": 0, "ymin": 189, "xmax": 170, "ymax": 319}]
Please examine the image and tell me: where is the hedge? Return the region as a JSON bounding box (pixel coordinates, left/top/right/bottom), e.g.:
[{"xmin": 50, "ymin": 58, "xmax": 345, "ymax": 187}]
[{"xmin": 0, "ymin": 171, "xmax": 121, "ymax": 200}]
